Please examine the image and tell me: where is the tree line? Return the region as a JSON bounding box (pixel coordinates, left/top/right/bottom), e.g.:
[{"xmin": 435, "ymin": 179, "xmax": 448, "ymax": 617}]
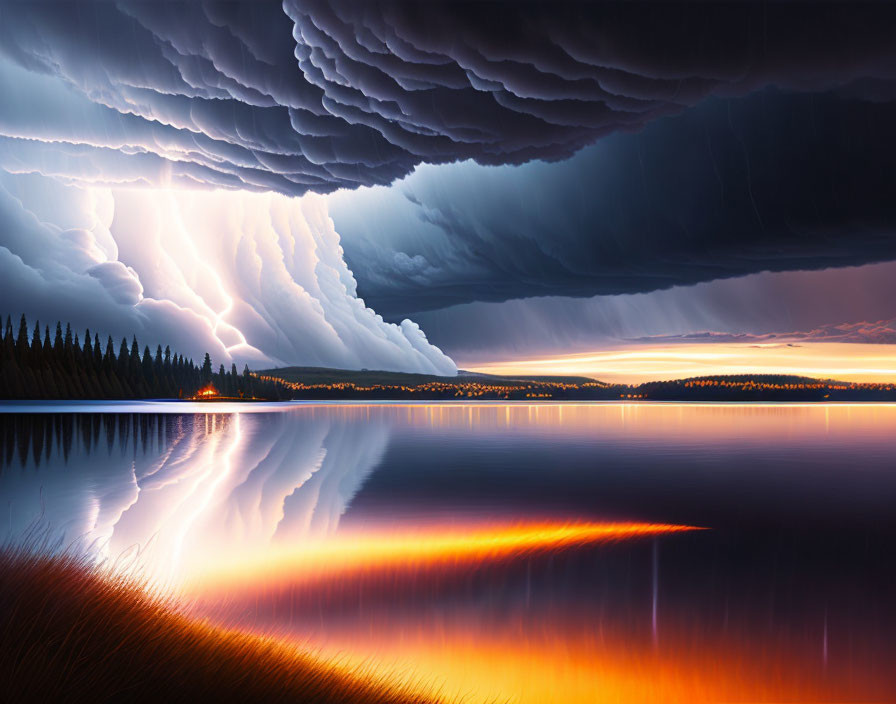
[{"xmin": 0, "ymin": 314, "xmax": 288, "ymax": 400}]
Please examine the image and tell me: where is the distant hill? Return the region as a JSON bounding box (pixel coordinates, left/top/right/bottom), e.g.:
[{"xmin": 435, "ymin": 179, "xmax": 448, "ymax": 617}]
[
  {"xmin": 648, "ymin": 374, "xmax": 834, "ymax": 386},
  {"xmin": 257, "ymin": 366, "xmax": 599, "ymax": 388},
  {"xmin": 258, "ymin": 367, "xmax": 896, "ymax": 402},
  {"xmin": 634, "ymin": 374, "xmax": 896, "ymax": 401}
]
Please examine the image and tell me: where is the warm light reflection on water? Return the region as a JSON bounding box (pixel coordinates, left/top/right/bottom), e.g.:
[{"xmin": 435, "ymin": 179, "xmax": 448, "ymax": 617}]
[
  {"xmin": 1, "ymin": 402, "xmax": 895, "ymax": 702},
  {"xmin": 293, "ymin": 400, "xmax": 896, "ymax": 442},
  {"xmin": 188, "ymin": 521, "xmax": 699, "ymax": 594},
  {"xmin": 290, "ymin": 628, "xmax": 873, "ymax": 704}
]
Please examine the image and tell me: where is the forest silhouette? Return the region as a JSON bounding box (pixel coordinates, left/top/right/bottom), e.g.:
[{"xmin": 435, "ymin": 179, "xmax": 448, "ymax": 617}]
[{"xmin": 0, "ymin": 314, "xmax": 286, "ymax": 400}]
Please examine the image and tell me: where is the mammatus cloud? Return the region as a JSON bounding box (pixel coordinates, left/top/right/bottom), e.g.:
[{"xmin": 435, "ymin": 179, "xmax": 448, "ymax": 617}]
[
  {"xmin": 3, "ymin": 1, "xmax": 896, "ymax": 366},
  {"xmin": 1, "ymin": 2, "xmax": 896, "ymax": 194},
  {"xmin": 0, "ymin": 170, "xmax": 456, "ymax": 374}
]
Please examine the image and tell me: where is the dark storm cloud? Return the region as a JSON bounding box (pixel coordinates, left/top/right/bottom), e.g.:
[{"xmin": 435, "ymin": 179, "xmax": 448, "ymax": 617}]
[
  {"xmin": 332, "ymin": 90, "xmax": 896, "ymax": 317},
  {"xmin": 632, "ymin": 319, "xmax": 896, "ymax": 346},
  {"xmin": 2, "ymin": 1, "xmax": 896, "ymax": 194},
  {"xmin": 399, "ymin": 261, "xmax": 896, "ymax": 363},
  {"xmin": 5, "ymin": 0, "xmax": 896, "ymax": 356}
]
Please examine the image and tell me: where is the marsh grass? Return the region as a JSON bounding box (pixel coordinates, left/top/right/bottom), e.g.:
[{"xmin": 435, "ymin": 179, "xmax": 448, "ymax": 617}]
[{"xmin": 0, "ymin": 547, "xmax": 443, "ymax": 704}]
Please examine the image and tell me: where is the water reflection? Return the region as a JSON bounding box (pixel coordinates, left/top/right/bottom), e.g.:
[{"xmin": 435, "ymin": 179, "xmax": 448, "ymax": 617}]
[
  {"xmin": 1, "ymin": 402, "xmax": 894, "ymax": 702},
  {"xmin": 0, "ymin": 409, "xmax": 388, "ymax": 583}
]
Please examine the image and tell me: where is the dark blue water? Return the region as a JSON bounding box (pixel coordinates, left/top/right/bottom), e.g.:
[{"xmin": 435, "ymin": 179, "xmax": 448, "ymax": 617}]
[{"xmin": 1, "ymin": 402, "xmax": 894, "ymax": 701}]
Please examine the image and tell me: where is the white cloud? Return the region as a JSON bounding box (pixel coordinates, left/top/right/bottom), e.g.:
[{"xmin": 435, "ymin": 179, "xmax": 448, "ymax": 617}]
[{"xmin": 0, "ymin": 169, "xmax": 456, "ymax": 374}]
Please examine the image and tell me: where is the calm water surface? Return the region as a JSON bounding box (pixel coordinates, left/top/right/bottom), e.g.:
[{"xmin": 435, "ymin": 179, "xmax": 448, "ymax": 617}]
[{"xmin": 1, "ymin": 402, "xmax": 894, "ymax": 702}]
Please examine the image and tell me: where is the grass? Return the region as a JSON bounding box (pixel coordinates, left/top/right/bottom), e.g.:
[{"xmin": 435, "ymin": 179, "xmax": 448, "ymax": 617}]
[{"xmin": 0, "ymin": 548, "xmax": 442, "ymax": 704}]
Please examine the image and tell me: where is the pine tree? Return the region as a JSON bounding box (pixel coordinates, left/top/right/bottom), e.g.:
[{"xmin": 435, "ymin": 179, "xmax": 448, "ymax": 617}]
[
  {"xmin": 142, "ymin": 346, "xmax": 154, "ymax": 395},
  {"xmin": 153, "ymin": 345, "xmax": 164, "ymax": 396},
  {"xmin": 53, "ymin": 323, "xmax": 63, "ymax": 356},
  {"xmin": 16, "ymin": 314, "xmax": 30, "ymax": 366},
  {"xmin": 30, "ymin": 321, "xmax": 43, "ymax": 367},
  {"xmin": 118, "ymin": 338, "xmax": 130, "ymax": 377},
  {"xmin": 1, "ymin": 313, "xmax": 284, "ymax": 400},
  {"xmin": 201, "ymin": 353, "xmax": 213, "ymax": 384},
  {"xmin": 104, "ymin": 337, "xmax": 115, "ymax": 367},
  {"xmin": 2, "ymin": 319, "xmax": 14, "ymax": 367},
  {"xmin": 83, "ymin": 330, "xmax": 93, "ymax": 368},
  {"xmin": 129, "ymin": 337, "xmax": 140, "ymax": 372},
  {"xmin": 63, "ymin": 324, "xmax": 73, "ymax": 355}
]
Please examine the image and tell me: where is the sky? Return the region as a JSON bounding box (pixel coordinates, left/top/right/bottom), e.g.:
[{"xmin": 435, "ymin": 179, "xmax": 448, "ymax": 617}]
[{"xmin": 1, "ymin": 1, "xmax": 896, "ymax": 381}]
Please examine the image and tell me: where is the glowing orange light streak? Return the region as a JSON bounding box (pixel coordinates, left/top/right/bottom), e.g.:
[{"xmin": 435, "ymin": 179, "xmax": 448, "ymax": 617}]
[
  {"xmin": 176, "ymin": 516, "xmax": 892, "ymax": 703},
  {"xmin": 187, "ymin": 522, "xmax": 699, "ymax": 592}
]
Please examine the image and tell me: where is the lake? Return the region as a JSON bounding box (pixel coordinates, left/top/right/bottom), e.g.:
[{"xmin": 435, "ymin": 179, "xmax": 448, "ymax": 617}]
[{"xmin": 1, "ymin": 401, "xmax": 894, "ymax": 702}]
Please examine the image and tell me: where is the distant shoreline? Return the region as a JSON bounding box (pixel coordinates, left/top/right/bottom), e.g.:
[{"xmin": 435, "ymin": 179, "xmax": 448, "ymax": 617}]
[
  {"xmin": 5, "ymin": 397, "xmax": 896, "ymax": 409},
  {"xmin": 5, "ymin": 358, "xmax": 896, "ymax": 403},
  {"xmin": 249, "ymin": 367, "xmax": 896, "ymax": 403},
  {"xmin": 5, "ymin": 403, "xmax": 896, "ymax": 417}
]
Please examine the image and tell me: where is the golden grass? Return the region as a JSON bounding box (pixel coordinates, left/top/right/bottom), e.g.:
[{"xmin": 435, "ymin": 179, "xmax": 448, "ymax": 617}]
[{"xmin": 0, "ymin": 548, "xmax": 442, "ymax": 704}]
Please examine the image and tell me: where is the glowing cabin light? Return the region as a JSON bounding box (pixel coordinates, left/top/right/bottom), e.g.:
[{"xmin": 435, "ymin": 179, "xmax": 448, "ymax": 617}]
[{"xmin": 195, "ymin": 384, "xmax": 218, "ymax": 398}]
